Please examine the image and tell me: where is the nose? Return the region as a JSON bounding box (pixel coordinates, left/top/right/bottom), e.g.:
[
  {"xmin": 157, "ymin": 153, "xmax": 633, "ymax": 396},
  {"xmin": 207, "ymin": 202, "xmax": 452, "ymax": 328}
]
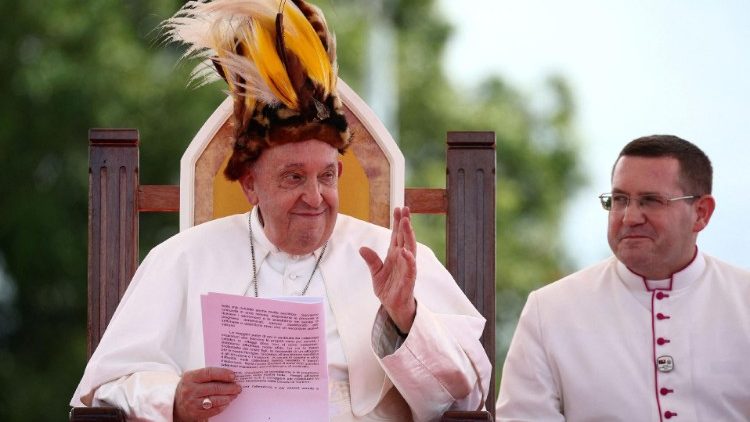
[
  {"xmin": 301, "ymin": 179, "xmax": 323, "ymax": 207},
  {"xmin": 620, "ymin": 200, "xmax": 646, "ymax": 225}
]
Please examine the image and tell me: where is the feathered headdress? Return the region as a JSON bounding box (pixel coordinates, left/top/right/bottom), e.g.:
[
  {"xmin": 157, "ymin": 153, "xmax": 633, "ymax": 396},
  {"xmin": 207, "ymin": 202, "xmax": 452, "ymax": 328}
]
[{"xmin": 163, "ymin": 0, "xmax": 350, "ymax": 180}]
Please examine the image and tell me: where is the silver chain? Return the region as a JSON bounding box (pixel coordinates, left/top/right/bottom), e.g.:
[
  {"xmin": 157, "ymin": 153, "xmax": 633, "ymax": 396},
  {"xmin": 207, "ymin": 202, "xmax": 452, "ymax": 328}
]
[{"xmin": 248, "ymin": 212, "xmax": 327, "ymax": 297}]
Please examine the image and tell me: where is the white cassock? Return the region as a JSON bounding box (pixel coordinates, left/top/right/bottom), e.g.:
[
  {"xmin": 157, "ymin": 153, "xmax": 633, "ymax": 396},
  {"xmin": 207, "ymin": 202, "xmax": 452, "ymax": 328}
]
[
  {"xmin": 71, "ymin": 209, "xmax": 491, "ymax": 422},
  {"xmin": 496, "ymin": 251, "xmax": 750, "ymax": 422}
]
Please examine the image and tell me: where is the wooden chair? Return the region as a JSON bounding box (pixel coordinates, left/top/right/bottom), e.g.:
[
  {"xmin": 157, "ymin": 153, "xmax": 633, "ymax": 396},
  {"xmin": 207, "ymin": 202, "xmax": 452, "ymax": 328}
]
[{"xmin": 70, "ymin": 80, "xmax": 496, "ymax": 421}]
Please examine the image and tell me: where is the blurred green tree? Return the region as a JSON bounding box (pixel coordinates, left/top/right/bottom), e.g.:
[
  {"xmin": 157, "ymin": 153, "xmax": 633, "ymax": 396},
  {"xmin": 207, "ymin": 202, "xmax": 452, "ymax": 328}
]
[
  {"xmin": 0, "ymin": 0, "xmax": 581, "ymax": 419},
  {"xmin": 0, "ymin": 1, "xmax": 222, "ymax": 419}
]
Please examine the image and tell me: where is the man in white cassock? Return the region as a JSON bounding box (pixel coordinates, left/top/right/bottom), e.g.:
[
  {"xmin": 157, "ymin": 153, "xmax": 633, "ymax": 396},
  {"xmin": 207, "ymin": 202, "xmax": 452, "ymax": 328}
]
[
  {"xmin": 71, "ymin": 1, "xmax": 490, "ymax": 421},
  {"xmin": 496, "ymin": 135, "xmax": 750, "ymax": 421}
]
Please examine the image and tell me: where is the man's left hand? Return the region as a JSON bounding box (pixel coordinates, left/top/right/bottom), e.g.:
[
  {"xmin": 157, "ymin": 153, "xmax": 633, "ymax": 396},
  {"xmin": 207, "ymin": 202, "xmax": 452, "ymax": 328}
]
[{"xmin": 359, "ymin": 206, "xmax": 417, "ymax": 334}]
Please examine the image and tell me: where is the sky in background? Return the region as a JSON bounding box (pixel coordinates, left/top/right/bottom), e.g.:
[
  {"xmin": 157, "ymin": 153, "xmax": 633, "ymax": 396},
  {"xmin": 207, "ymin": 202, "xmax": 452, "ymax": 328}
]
[{"xmin": 439, "ymin": 0, "xmax": 750, "ymax": 271}]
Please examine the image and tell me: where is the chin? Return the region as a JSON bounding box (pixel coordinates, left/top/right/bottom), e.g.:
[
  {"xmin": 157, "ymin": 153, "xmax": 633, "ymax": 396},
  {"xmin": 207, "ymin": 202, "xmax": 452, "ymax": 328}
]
[
  {"xmin": 289, "ymin": 233, "xmax": 325, "ymax": 253},
  {"xmin": 617, "ymin": 253, "xmax": 653, "ymax": 274}
]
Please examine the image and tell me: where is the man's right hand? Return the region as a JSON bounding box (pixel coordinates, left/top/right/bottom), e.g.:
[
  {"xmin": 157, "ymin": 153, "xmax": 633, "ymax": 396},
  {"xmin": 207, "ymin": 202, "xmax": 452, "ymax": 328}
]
[{"xmin": 173, "ymin": 367, "xmax": 242, "ymax": 422}]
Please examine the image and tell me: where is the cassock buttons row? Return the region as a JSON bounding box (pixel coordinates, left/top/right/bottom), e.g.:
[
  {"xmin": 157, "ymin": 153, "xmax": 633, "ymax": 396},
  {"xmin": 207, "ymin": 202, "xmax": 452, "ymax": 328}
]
[
  {"xmin": 654, "ymin": 292, "xmax": 677, "ymax": 418},
  {"xmin": 655, "ymin": 308, "xmax": 673, "ymax": 371}
]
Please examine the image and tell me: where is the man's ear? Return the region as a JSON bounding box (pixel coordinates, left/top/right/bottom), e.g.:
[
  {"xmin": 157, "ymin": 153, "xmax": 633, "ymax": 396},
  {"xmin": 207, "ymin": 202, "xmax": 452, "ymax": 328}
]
[
  {"xmin": 337, "ymin": 160, "xmax": 343, "ymax": 178},
  {"xmin": 692, "ymin": 194, "xmax": 715, "ymax": 233},
  {"xmin": 239, "ymin": 170, "xmax": 260, "ymax": 205}
]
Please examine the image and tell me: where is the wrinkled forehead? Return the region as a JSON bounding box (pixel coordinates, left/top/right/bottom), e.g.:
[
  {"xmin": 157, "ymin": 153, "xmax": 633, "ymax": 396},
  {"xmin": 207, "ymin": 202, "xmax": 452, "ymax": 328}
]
[{"xmin": 254, "ymin": 139, "xmax": 340, "ymax": 171}]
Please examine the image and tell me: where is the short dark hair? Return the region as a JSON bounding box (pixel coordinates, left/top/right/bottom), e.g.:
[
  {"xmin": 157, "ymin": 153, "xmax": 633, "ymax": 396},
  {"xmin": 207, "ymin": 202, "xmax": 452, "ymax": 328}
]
[{"xmin": 614, "ymin": 134, "xmax": 713, "ymax": 195}]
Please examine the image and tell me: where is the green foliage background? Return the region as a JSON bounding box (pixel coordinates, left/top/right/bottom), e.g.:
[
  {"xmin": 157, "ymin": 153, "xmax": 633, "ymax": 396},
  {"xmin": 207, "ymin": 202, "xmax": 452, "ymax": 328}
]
[{"xmin": 0, "ymin": 0, "xmax": 583, "ymax": 419}]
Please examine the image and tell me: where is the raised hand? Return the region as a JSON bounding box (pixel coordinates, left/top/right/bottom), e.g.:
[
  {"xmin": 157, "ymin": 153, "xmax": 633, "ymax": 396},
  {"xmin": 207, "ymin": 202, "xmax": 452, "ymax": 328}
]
[
  {"xmin": 173, "ymin": 367, "xmax": 242, "ymax": 422},
  {"xmin": 359, "ymin": 207, "xmax": 418, "ymax": 334}
]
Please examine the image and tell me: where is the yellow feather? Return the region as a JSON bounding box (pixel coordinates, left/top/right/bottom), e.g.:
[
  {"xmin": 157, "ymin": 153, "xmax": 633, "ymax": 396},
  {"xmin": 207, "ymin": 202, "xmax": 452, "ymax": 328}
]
[
  {"xmin": 242, "ymin": 23, "xmax": 298, "ymax": 109},
  {"xmin": 283, "ymin": 3, "xmax": 333, "ymax": 94}
]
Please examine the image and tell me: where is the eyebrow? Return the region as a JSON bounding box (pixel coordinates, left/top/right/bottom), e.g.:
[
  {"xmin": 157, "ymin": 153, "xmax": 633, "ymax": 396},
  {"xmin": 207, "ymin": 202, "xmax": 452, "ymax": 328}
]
[
  {"xmin": 280, "ymin": 163, "xmax": 304, "ymax": 171},
  {"xmin": 611, "ymin": 188, "xmax": 663, "ymax": 196},
  {"xmin": 279, "ymin": 162, "xmax": 337, "ymax": 171}
]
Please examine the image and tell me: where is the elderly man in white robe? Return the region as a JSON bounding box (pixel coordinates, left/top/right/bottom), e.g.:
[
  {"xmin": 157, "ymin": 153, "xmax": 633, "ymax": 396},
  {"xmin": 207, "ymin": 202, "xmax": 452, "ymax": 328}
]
[{"xmin": 70, "ymin": 1, "xmax": 491, "ymax": 421}]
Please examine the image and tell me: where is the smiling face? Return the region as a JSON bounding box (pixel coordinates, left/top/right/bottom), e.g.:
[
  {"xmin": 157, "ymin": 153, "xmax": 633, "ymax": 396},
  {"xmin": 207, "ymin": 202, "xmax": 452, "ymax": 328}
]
[
  {"xmin": 607, "ymin": 155, "xmax": 714, "ymax": 279},
  {"xmin": 239, "ymin": 139, "xmax": 342, "ymax": 255}
]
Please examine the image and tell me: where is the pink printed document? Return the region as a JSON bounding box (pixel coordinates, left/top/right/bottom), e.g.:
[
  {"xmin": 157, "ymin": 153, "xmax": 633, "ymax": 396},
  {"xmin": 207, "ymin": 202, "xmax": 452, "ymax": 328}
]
[{"xmin": 201, "ymin": 293, "xmax": 328, "ymax": 421}]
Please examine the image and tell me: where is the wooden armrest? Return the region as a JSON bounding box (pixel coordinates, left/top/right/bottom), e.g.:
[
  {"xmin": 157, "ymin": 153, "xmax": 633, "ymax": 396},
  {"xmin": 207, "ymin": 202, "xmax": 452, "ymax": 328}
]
[
  {"xmin": 69, "ymin": 407, "xmax": 126, "ymax": 422},
  {"xmin": 442, "ymin": 410, "xmax": 493, "ymax": 421}
]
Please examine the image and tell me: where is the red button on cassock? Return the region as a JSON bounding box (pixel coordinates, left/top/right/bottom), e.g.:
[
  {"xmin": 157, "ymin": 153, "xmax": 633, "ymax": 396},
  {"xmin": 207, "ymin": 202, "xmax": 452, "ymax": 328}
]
[
  {"xmin": 664, "ymin": 410, "xmax": 678, "ymax": 418},
  {"xmin": 656, "ymin": 313, "xmax": 671, "ymax": 320},
  {"xmin": 656, "ymin": 292, "xmax": 670, "ymax": 300},
  {"xmin": 660, "ymin": 388, "xmax": 674, "ymax": 395},
  {"xmin": 657, "ymin": 337, "xmax": 670, "ymax": 345}
]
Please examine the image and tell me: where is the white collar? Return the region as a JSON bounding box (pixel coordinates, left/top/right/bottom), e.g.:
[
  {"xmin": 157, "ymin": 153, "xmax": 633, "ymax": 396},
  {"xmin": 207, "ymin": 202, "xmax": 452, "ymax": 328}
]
[{"xmin": 616, "ymin": 249, "xmax": 706, "ymax": 292}]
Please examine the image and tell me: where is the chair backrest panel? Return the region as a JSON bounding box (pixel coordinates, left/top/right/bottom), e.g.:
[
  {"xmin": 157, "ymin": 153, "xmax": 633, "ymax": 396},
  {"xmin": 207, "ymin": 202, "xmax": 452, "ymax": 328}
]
[{"xmin": 181, "ymin": 79, "xmax": 404, "ymax": 231}]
